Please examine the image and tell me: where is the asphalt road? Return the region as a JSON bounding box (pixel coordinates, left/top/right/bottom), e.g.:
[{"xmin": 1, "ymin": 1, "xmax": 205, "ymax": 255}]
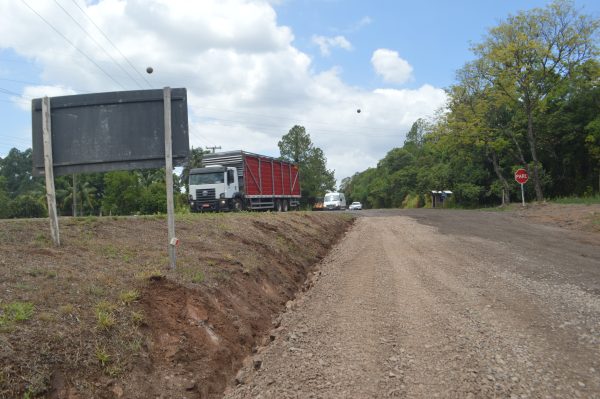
[{"xmin": 225, "ymin": 209, "xmax": 600, "ymax": 398}]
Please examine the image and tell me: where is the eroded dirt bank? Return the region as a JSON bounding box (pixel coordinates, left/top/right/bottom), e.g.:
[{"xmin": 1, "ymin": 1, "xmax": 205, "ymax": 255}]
[{"xmin": 0, "ymin": 212, "xmax": 353, "ymax": 398}]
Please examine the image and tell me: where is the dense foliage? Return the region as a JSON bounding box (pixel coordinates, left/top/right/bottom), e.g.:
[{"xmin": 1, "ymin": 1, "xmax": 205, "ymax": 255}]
[
  {"xmin": 342, "ymin": 1, "xmax": 599, "ymax": 209},
  {"xmin": 0, "ymin": 148, "xmax": 187, "ymax": 218}
]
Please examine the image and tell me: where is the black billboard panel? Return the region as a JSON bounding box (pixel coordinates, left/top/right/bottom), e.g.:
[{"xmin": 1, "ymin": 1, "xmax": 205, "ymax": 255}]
[{"xmin": 32, "ymin": 88, "xmax": 189, "ymax": 176}]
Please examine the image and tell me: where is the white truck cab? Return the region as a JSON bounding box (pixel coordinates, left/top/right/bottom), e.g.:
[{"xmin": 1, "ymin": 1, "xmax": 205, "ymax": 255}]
[
  {"xmin": 189, "ymin": 165, "xmax": 240, "ymax": 211},
  {"xmin": 324, "ymin": 192, "xmax": 346, "ymax": 210}
]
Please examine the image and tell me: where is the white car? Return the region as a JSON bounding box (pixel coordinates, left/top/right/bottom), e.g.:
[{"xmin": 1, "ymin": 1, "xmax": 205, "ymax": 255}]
[{"xmin": 348, "ymin": 202, "xmax": 362, "ymax": 210}]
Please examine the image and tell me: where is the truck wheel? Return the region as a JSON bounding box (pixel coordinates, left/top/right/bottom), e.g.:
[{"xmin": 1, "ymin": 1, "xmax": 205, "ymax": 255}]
[
  {"xmin": 233, "ymin": 198, "xmax": 242, "ymax": 212},
  {"xmin": 275, "ymin": 200, "xmax": 282, "ymax": 212},
  {"xmin": 282, "ymin": 200, "xmax": 289, "ymax": 212}
]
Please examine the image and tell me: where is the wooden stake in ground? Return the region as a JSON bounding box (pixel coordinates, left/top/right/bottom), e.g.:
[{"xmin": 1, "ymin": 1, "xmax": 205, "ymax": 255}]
[
  {"xmin": 163, "ymin": 87, "xmax": 177, "ymax": 269},
  {"xmin": 42, "ymin": 96, "xmax": 60, "ymax": 246}
]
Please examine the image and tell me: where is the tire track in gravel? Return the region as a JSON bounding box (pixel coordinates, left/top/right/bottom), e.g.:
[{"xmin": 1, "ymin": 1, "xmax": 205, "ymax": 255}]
[{"xmin": 224, "ymin": 215, "xmax": 600, "ymax": 398}]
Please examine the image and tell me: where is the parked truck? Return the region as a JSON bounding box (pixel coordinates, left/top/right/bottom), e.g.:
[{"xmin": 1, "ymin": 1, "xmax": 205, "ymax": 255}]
[{"xmin": 189, "ymin": 150, "xmax": 301, "ymax": 212}]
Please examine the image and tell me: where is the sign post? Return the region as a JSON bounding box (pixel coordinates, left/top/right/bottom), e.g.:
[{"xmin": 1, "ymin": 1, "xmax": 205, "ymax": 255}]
[
  {"xmin": 41, "ymin": 96, "xmax": 60, "ymax": 246},
  {"xmin": 163, "ymin": 87, "xmax": 177, "ymax": 270},
  {"xmin": 514, "ymin": 168, "xmax": 529, "ymax": 207},
  {"xmin": 32, "ymin": 88, "xmax": 189, "ymax": 262}
]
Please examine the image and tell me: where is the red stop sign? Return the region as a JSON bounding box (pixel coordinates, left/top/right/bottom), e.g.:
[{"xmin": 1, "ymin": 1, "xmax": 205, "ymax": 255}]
[{"xmin": 515, "ymin": 168, "xmax": 529, "ymax": 184}]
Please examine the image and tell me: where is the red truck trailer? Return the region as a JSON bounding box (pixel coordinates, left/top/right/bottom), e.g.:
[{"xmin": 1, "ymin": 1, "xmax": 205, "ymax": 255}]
[{"xmin": 189, "ymin": 151, "xmax": 301, "ymax": 211}]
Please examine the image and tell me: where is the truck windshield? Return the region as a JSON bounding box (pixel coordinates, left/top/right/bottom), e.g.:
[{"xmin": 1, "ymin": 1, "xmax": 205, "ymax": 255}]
[
  {"xmin": 190, "ymin": 172, "xmax": 224, "ymax": 185},
  {"xmin": 324, "ymin": 194, "xmax": 339, "ymax": 202}
]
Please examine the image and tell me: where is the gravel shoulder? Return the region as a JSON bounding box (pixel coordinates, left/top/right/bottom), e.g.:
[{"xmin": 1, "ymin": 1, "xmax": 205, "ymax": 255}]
[{"xmin": 225, "ymin": 211, "xmax": 600, "ymax": 398}]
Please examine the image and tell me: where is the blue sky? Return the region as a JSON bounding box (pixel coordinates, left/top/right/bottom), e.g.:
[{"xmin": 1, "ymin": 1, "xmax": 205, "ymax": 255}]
[
  {"xmin": 276, "ymin": 0, "xmax": 599, "ymax": 89},
  {"xmin": 0, "ymin": 0, "xmax": 598, "ymax": 181}
]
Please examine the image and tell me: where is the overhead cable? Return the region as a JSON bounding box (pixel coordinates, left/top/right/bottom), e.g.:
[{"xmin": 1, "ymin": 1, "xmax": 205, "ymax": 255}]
[
  {"xmin": 21, "ymin": 0, "xmax": 127, "ymax": 90},
  {"xmin": 52, "ymin": 0, "xmax": 143, "ymax": 89},
  {"xmin": 69, "ymin": 0, "xmax": 153, "ymax": 89}
]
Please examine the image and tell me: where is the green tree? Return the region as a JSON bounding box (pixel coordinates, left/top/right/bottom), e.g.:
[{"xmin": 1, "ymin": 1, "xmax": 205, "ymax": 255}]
[
  {"xmin": 139, "ymin": 181, "xmax": 167, "ymax": 214},
  {"xmin": 278, "ymin": 126, "xmax": 336, "ymax": 203},
  {"xmin": 180, "ymin": 147, "xmax": 206, "ymax": 193},
  {"xmin": 474, "ymin": 0, "xmax": 599, "ymax": 201},
  {"xmin": 0, "ymin": 176, "xmax": 10, "ymax": 218},
  {"xmin": 0, "ymin": 148, "xmax": 43, "ymax": 197},
  {"xmin": 102, "ymin": 172, "xmax": 141, "ymax": 215}
]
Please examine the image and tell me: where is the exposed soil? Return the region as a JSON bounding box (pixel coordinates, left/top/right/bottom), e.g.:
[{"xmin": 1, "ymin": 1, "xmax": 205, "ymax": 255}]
[
  {"xmin": 514, "ymin": 202, "xmax": 600, "ymax": 235},
  {"xmin": 225, "ymin": 206, "xmax": 600, "ymax": 398},
  {"xmin": 0, "ymin": 212, "xmax": 353, "ymax": 398},
  {"xmin": 2, "ymin": 203, "xmax": 599, "ymax": 398}
]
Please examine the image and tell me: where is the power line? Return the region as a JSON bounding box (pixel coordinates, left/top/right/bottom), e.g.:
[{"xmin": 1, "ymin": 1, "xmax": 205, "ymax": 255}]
[
  {"xmin": 52, "ymin": 0, "xmax": 143, "ymax": 89},
  {"xmin": 0, "ymin": 87, "xmax": 31, "ymax": 99},
  {"xmin": 199, "ymin": 115, "xmax": 402, "ymax": 137},
  {"xmin": 70, "ymin": 0, "xmax": 153, "ymax": 89},
  {"xmin": 0, "ymin": 98, "xmax": 29, "ymax": 105},
  {"xmin": 199, "ymin": 119, "xmax": 401, "ymax": 139},
  {"xmin": 21, "ymin": 0, "xmax": 126, "ymax": 90},
  {"xmin": 0, "ymin": 78, "xmax": 42, "ymax": 86},
  {"xmin": 196, "ymin": 105, "xmax": 404, "ymax": 133}
]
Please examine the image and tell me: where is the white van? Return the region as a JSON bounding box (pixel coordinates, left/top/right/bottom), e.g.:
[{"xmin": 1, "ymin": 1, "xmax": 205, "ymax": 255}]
[{"xmin": 324, "ymin": 192, "xmax": 346, "ymax": 210}]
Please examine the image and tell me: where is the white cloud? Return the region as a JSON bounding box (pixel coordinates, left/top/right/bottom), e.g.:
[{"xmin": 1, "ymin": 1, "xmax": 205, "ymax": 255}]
[
  {"xmin": 355, "ymin": 16, "xmax": 372, "ymax": 30},
  {"xmin": 13, "ymin": 85, "xmax": 77, "ymax": 111},
  {"xmin": 371, "ymin": 48, "xmax": 413, "ymax": 85},
  {"xmin": 312, "ymin": 35, "xmax": 352, "ymax": 57},
  {"xmin": 0, "ymin": 0, "xmax": 446, "ymax": 184}
]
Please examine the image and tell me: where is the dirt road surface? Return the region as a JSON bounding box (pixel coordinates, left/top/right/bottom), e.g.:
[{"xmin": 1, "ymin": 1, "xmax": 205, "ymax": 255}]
[{"xmin": 225, "ymin": 209, "xmax": 600, "ymax": 398}]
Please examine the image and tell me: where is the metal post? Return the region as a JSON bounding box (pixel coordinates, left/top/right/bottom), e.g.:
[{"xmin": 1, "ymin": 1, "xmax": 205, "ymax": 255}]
[
  {"xmin": 521, "ymin": 183, "xmax": 525, "ymax": 207},
  {"xmin": 42, "ymin": 96, "xmax": 60, "ymax": 246},
  {"xmin": 163, "ymin": 87, "xmax": 177, "ymax": 269}
]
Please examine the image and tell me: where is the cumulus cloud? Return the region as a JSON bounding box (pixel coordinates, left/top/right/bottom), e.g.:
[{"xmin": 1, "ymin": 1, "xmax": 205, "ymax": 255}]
[
  {"xmin": 371, "ymin": 49, "xmax": 413, "ymax": 85},
  {"xmin": 0, "ymin": 0, "xmax": 446, "ymax": 183},
  {"xmin": 13, "ymin": 85, "xmax": 77, "ymax": 111},
  {"xmin": 311, "ymin": 35, "xmax": 352, "ymax": 57}
]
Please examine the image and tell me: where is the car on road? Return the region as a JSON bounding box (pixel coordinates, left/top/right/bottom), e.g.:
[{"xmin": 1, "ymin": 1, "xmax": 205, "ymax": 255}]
[{"xmin": 348, "ymin": 202, "xmax": 362, "ymax": 210}]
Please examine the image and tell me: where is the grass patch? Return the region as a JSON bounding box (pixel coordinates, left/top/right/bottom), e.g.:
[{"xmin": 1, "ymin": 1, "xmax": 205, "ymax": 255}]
[
  {"xmin": 119, "ymin": 289, "xmax": 140, "ymax": 305},
  {"xmin": 95, "ymin": 301, "xmax": 117, "ymax": 330},
  {"xmin": 33, "ymin": 232, "xmax": 50, "ymax": 246},
  {"xmin": 87, "ymin": 285, "xmax": 107, "ymax": 297},
  {"xmin": 101, "ymin": 244, "xmax": 119, "ymax": 259},
  {"xmin": 95, "ymin": 346, "xmax": 111, "ymax": 366},
  {"xmin": 96, "ymin": 310, "xmax": 116, "ymax": 330},
  {"xmin": 59, "ymin": 304, "xmax": 76, "ymax": 316},
  {"xmin": 26, "ymin": 268, "xmax": 57, "ymax": 279},
  {"xmin": 550, "ymin": 194, "xmax": 600, "ymax": 205},
  {"xmin": 191, "ymin": 271, "xmax": 205, "ymax": 284},
  {"xmin": 0, "ymin": 301, "xmax": 35, "ymax": 329},
  {"xmin": 135, "ymin": 269, "xmax": 164, "ymax": 281},
  {"xmin": 131, "ymin": 311, "xmax": 145, "ymax": 326}
]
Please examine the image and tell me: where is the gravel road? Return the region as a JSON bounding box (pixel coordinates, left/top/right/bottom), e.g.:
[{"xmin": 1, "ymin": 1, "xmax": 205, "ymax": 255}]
[{"xmin": 224, "ymin": 210, "xmax": 600, "ymax": 398}]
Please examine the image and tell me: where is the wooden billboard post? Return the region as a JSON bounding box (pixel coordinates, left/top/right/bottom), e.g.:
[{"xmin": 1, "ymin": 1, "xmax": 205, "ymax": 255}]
[
  {"xmin": 163, "ymin": 87, "xmax": 177, "ymax": 269},
  {"xmin": 41, "ymin": 96, "xmax": 60, "ymax": 246}
]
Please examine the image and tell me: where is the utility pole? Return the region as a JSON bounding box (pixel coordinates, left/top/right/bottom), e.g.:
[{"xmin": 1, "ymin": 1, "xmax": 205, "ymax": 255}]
[{"xmin": 205, "ymin": 145, "xmax": 221, "ymax": 153}]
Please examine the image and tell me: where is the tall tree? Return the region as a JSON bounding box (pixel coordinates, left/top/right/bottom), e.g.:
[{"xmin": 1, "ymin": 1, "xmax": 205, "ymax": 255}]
[
  {"xmin": 180, "ymin": 147, "xmax": 206, "ymax": 193},
  {"xmin": 474, "ymin": 0, "xmax": 599, "ymax": 201},
  {"xmin": 278, "ymin": 125, "xmax": 335, "ymax": 202},
  {"xmin": 0, "ymin": 148, "xmax": 43, "ymax": 197}
]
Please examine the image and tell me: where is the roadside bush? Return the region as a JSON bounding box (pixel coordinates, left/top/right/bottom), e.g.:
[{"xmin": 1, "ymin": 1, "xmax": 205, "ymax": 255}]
[
  {"xmin": 402, "ymin": 193, "xmax": 421, "ymax": 209},
  {"xmin": 7, "ymin": 194, "xmax": 47, "ymax": 218}
]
